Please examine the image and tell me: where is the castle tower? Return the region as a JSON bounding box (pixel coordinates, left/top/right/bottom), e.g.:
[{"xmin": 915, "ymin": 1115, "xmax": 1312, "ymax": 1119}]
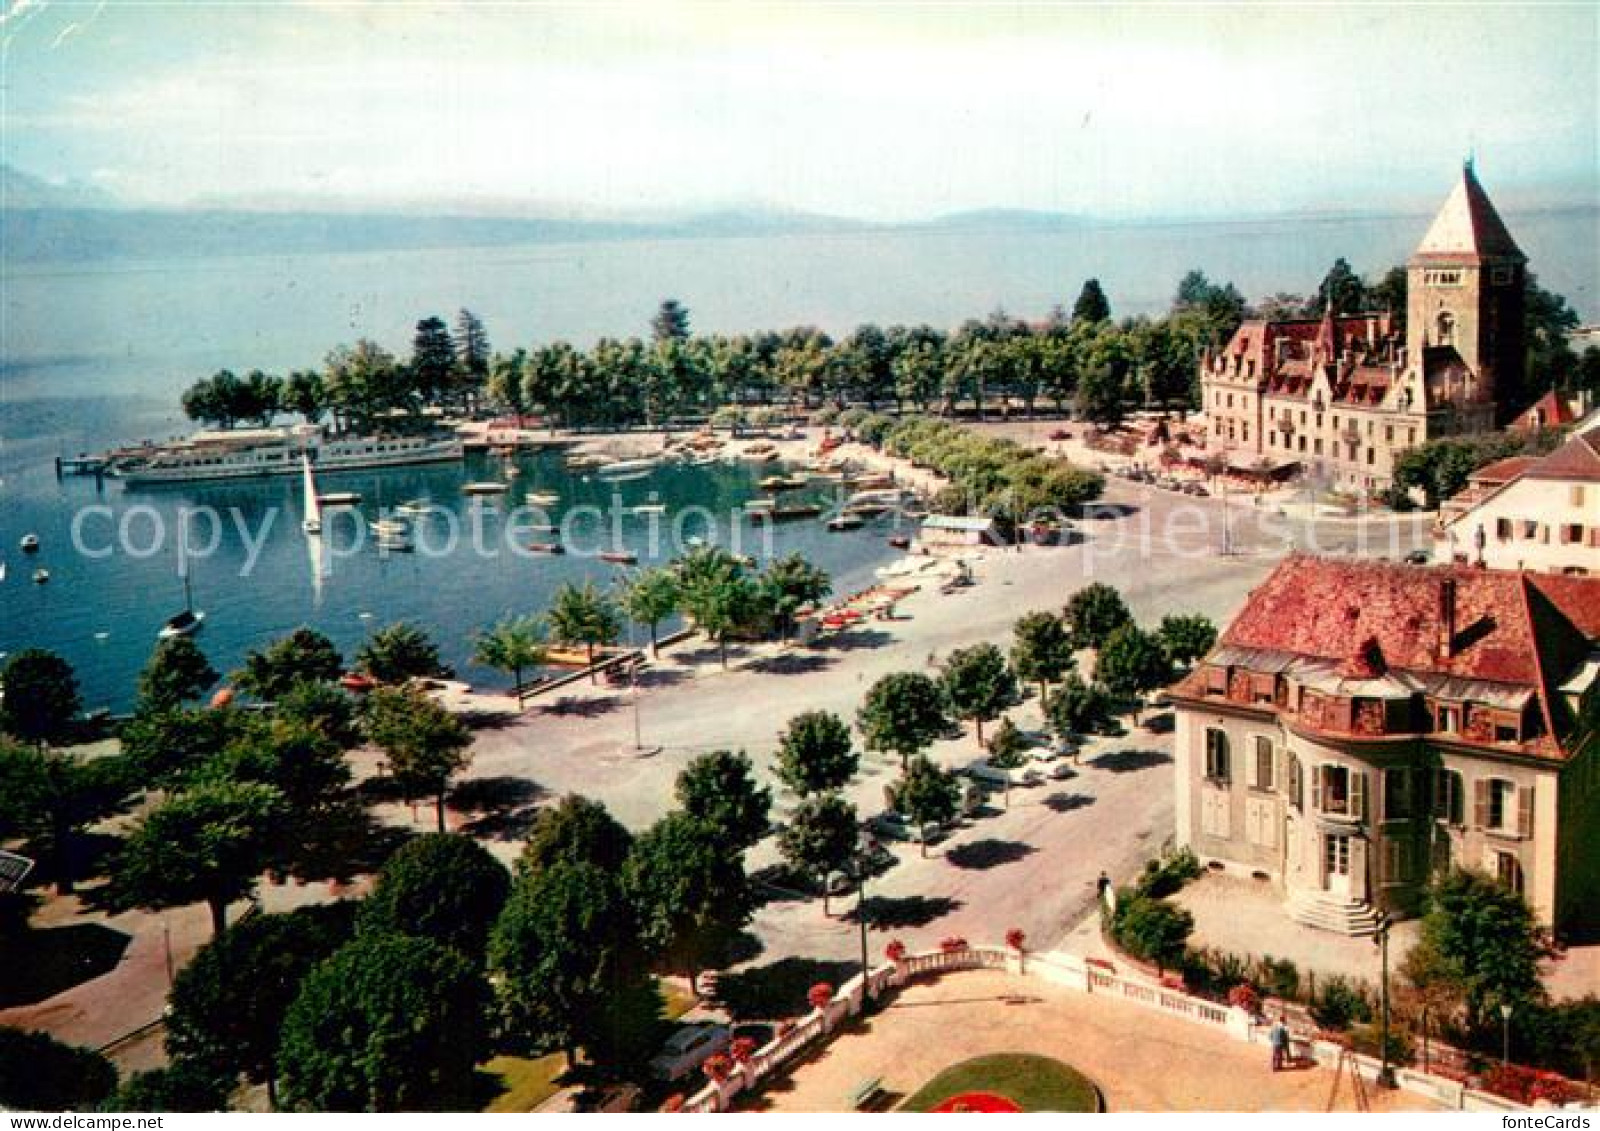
[{"xmin": 1406, "ymin": 161, "xmax": 1527, "ymax": 420}]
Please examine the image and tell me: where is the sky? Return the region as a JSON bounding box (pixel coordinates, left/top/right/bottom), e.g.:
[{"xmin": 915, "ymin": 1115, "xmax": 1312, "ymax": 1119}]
[{"xmin": 2, "ymin": 1, "xmax": 1595, "ymax": 221}]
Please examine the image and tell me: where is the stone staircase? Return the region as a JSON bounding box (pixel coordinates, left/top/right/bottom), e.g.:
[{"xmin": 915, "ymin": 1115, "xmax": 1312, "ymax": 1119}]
[{"xmin": 1286, "ymin": 890, "xmax": 1384, "ymax": 936}]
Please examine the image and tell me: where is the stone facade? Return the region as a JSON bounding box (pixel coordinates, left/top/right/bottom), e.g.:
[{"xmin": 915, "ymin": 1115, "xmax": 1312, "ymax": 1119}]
[
  {"xmin": 1199, "ymin": 163, "xmax": 1527, "ymax": 492},
  {"xmin": 1169, "ymin": 556, "xmax": 1600, "ymax": 936}
]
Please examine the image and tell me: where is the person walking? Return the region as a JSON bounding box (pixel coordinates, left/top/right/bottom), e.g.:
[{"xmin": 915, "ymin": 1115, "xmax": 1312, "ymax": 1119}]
[{"xmin": 1269, "ymin": 1016, "xmax": 1290, "ymax": 1071}]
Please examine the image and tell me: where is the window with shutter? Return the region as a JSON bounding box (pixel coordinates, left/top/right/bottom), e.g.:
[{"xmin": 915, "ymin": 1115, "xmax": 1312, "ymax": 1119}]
[
  {"xmin": 1473, "ymin": 778, "xmax": 1490, "ymax": 829},
  {"xmin": 1352, "ymin": 772, "xmax": 1368, "ymax": 821},
  {"xmin": 1517, "ymin": 786, "xmax": 1534, "ymax": 838},
  {"xmin": 1288, "ymin": 755, "xmax": 1303, "ymax": 810},
  {"xmin": 1311, "ymin": 764, "xmax": 1323, "ymax": 811}
]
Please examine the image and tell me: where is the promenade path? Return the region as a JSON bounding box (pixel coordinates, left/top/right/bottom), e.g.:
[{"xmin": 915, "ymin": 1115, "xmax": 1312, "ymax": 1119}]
[{"xmin": 754, "ymin": 968, "xmax": 1440, "ymax": 1113}]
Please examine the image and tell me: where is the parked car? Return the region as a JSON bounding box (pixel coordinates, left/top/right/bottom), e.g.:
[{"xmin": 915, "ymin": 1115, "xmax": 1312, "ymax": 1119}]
[
  {"xmin": 649, "ymin": 1022, "xmax": 732, "ymax": 1082},
  {"xmin": 964, "ymin": 759, "xmax": 1043, "ymax": 789},
  {"xmin": 1029, "ymin": 746, "xmax": 1077, "ymax": 779},
  {"xmin": 1048, "ymin": 428, "xmax": 1072, "ymax": 441},
  {"xmin": 1403, "ymin": 549, "xmax": 1430, "ymax": 565},
  {"xmin": 869, "ymin": 810, "xmax": 944, "ymax": 844}
]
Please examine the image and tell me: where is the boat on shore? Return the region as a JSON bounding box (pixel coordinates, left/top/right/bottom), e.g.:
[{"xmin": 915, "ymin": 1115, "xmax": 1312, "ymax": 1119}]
[{"xmin": 112, "ymin": 424, "xmax": 463, "ymax": 487}]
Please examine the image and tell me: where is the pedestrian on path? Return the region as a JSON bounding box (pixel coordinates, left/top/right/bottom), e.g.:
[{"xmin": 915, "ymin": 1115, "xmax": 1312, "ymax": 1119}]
[{"xmin": 1269, "ymin": 1016, "xmax": 1290, "ymax": 1071}]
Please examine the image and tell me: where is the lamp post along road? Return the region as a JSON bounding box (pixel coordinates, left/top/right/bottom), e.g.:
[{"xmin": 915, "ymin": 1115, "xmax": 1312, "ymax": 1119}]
[
  {"xmin": 1374, "ymin": 912, "xmax": 1397, "ymax": 1089},
  {"xmin": 1500, "ymin": 1002, "xmax": 1514, "ymax": 1067}
]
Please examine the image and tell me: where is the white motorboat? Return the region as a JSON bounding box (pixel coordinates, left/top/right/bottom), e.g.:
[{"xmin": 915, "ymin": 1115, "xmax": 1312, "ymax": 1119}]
[
  {"xmin": 396, "ymin": 499, "xmax": 433, "ymax": 516},
  {"xmin": 463, "ymin": 481, "xmax": 510, "ymax": 496},
  {"xmin": 19, "ymin": 534, "xmax": 39, "ymax": 553},
  {"xmin": 318, "ymin": 491, "xmax": 362, "ymax": 506},
  {"xmin": 632, "ymin": 503, "xmax": 667, "ymax": 515},
  {"xmin": 375, "ymin": 532, "xmax": 413, "ymax": 553},
  {"xmin": 301, "ymin": 455, "xmax": 323, "ymax": 534},
  {"xmin": 369, "ymin": 518, "xmax": 409, "ymax": 536},
  {"xmin": 526, "ymin": 491, "xmax": 560, "ymax": 506},
  {"xmin": 31, "ymin": 568, "xmax": 49, "ymax": 584},
  {"xmin": 596, "ymin": 456, "xmax": 661, "ymax": 479},
  {"xmin": 158, "ymin": 609, "xmax": 205, "ymax": 639}
]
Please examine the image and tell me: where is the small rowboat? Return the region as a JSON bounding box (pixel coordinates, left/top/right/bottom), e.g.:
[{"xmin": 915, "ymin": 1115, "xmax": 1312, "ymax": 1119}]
[
  {"xmin": 463, "ymin": 482, "xmax": 510, "ymax": 496},
  {"xmin": 826, "ymin": 514, "xmax": 865, "ymax": 531},
  {"xmin": 599, "ymin": 550, "xmax": 638, "ymax": 565},
  {"xmin": 317, "ymin": 492, "xmax": 362, "ymax": 506},
  {"xmin": 526, "ymin": 491, "xmax": 560, "ymax": 506},
  {"xmin": 527, "ymin": 541, "xmax": 566, "ymax": 555}
]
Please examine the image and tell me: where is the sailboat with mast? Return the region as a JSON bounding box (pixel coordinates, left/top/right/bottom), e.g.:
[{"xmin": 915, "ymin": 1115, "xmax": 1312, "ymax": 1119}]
[
  {"xmin": 301, "ymin": 454, "xmax": 323, "ymax": 535},
  {"xmin": 159, "ymin": 520, "xmax": 205, "ymax": 639}
]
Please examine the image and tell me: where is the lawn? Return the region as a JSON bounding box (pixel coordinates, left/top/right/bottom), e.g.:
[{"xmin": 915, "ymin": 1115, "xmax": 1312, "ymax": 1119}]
[{"xmin": 899, "ymin": 1054, "xmax": 1101, "ymax": 1113}]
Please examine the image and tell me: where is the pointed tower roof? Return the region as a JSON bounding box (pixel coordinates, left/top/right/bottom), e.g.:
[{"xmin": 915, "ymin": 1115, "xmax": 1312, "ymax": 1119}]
[{"xmin": 1413, "ymin": 161, "xmax": 1525, "ymax": 262}]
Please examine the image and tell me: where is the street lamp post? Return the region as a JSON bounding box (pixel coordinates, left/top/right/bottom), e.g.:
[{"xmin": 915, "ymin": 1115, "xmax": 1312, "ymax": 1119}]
[
  {"xmin": 854, "ymin": 833, "xmax": 877, "ymax": 1014},
  {"xmin": 1499, "ymin": 1001, "xmax": 1514, "ymax": 1067},
  {"xmin": 1374, "ymin": 912, "xmax": 1397, "ymax": 1088}
]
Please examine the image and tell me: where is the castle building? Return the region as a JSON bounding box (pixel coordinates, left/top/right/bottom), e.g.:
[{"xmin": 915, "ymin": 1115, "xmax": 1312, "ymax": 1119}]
[
  {"xmin": 1199, "ymin": 163, "xmax": 1527, "ymax": 491},
  {"xmin": 1169, "ymin": 556, "xmax": 1600, "ymax": 936}
]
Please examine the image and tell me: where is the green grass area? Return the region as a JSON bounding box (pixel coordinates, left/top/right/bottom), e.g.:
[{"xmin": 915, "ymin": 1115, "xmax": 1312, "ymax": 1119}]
[
  {"xmin": 480, "ymin": 979, "xmax": 701, "ymax": 1112},
  {"xmin": 899, "ymin": 1053, "xmax": 1100, "ymax": 1113}
]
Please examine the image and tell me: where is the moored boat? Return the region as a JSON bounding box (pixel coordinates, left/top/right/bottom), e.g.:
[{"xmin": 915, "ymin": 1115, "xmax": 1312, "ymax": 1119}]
[
  {"xmin": 463, "ymin": 481, "xmax": 510, "ymax": 496},
  {"xmin": 159, "ymin": 608, "xmax": 205, "ymax": 639},
  {"xmin": 32, "ymin": 568, "xmax": 49, "ymax": 584},
  {"xmin": 318, "ymin": 491, "xmax": 362, "ymax": 506},
  {"xmin": 826, "ymin": 514, "xmax": 865, "ymax": 531},
  {"xmin": 599, "ymin": 550, "xmax": 639, "ymax": 565},
  {"xmin": 19, "ymin": 534, "xmax": 39, "ymax": 553},
  {"xmin": 114, "ymin": 425, "xmax": 463, "ymax": 487},
  {"xmin": 526, "ymin": 491, "xmax": 560, "ymax": 507},
  {"xmin": 527, "ymin": 541, "xmax": 566, "ymax": 555},
  {"xmin": 596, "ymin": 456, "xmax": 661, "ymax": 479}
]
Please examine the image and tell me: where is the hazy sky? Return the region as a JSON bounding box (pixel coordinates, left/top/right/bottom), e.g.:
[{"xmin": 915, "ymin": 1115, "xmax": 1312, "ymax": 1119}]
[{"xmin": 2, "ymin": 1, "xmax": 1595, "ymax": 220}]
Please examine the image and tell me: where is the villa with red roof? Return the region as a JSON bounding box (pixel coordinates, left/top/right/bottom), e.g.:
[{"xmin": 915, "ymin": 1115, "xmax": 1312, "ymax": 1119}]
[
  {"xmin": 1435, "ymin": 422, "xmax": 1600, "ymax": 574},
  {"xmin": 1169, "ymin": 555, "xmax": 1600, "ymax": 936},
  {"xmin": 1199, "ymin": 163, "xmax": 1528, "ymax": 492}
]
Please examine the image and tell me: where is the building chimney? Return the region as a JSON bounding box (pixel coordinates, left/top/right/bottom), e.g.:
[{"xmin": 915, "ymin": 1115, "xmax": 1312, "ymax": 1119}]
[{"xmin": 1438, "ymin": 578, "xmax": 1457, "ymax": 659}]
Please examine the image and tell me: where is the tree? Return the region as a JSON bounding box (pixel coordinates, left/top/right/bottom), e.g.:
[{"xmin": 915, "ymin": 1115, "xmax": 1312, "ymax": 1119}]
[
  {"xmin": 548, "ymin": 581, "xmax": 623, "ymax": 680},
  {"xmin": 200, "ymin": 715, "xmax": 351, "ymax": 811},
  {"xmin": 1157, "ymin": 614, "xmax": 1217, "ymax": 668},
  {"xmin": 410, "ymin": 315, "xmax": 457, "ymax": 404},
  {"xmin": 472, "ymin": 614, "xmax": 548, "ymax": 701},
  {"xmin": 356, "ymin": 622, "xmax": 446, "ymax": 684},
  {"xmin": 939, "ymin": 643, "xmax": 1019, "ymax": 748},
  {"xmin": 1094, "ymin": 624, "xmax": 1173, "ymax": 708},
  {"xmin": 651, "ymin": 299, "xmax": 692, "ymax": 344},
  {"xmin": 123, "ymin": 706, "xmax": 242, "ymax": 788},
  {"xmin": 624, "ymin": 813, "xmax": 752, "ymax": 993},
  {"xmin": 0, "ymin": 736, "xmax": 133, "ymax": 894},
  {"xmin": 1072, "ymin": 278, "xmax": 1111, "ymax": 324},
  {"xmin": 519, "ymin": 794, "xmax": 634, "ymax": 877},
  {"xmin": 622, "ymin": 568, "xmax": 681, "ymax": 657},
  {"xmin": 778, "ymin": 794, "xmax": 858, "ymax": 916},
  {"xmin": 889, "ymin": 756, "xmax": 960, "ymax": 856},
  {"xmin": 278, "ymin": 934, "xmax": 487, "ymax": 1111},
  {"xmin": 138, "ymin": 636, "xmax": 220, "ymax": 710},
  {"xmin": 362, "ymin": 687, "xmax": 472, "ymax": 833},
  {"xmin": 108, "ymin": 1061, "xmax": 233, "ymax": 1112},
  {"xmin": 675, "ymin": 750, "xmax": 771, "ymax": 852},
  {"xmin": 1011, "ymin": 611, "xmax": 1075, "ymax": 700},
  {"xmin": 1063, "ymin": 582, "xmax": 1133, "ymax": 649},
  {"xmin": 358, "ymin": 833, "xmax": 510, "ymax": 961},
  {"xmin": 1310, "ymin": 257, "xmax": 1368, "ymax": 316},
  {"xmin": 165, "ymin": 903, "xmax": 357, "ymax": 1107},
  {"xmin": 284, "ymin": 369, "xmax": 326, "ymax": 424},
  {"xmin": 489, "ymin": 860, "xmax": 659, "ymax": 1068},
  {"xmin": 676, "ymin": 550, "xmax": 760, "ymax": 668},
  {"xmin": 857, "ymin": 671, "xmax": 950, "ymax": 770},
  {"xmin": 1409, "ymin": 870, "xmax": 1549, "ymax": 1028},
  {"xmin": 0, "ymin": 1026, "xmax": 118, "ymax": 1112},
  {"xmin": 1046, "ymin": 675, "xmax": 1115, "ymax": 740},
  {"xmin": 113, "ymin": 781, "xmax": 288, "ymax": 936},
  {"xmin": 0, "ymin": 649, "xmax": 81, "ymax": 746},
  {"xmin": 758, "ymin": 554, "xmax": 832, "ymax": 642},
  {"xmin": 774, "ymin": 710, "xmax": 858, "ymax": 796},
  {"xmin": 274, "ymin": 680, "xmax": 362, "ymax": 749},
  {"xmin": 234, "ymin": 628, "xmax": 343, "ymax": 701},
  {"xmin": 452, "ymin": 308, "xmax": 491, "ymax": 404},
  {"xmin": 1110, "ymin": 893, "xmax": 1193, "ymax": 974}
]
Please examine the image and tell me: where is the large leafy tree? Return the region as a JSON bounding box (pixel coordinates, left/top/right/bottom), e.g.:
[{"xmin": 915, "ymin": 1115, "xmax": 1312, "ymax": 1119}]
[
  {"xmin": 0, "ymin": 736, "xmax": 133, "ymax": 894},
  {"xmin": 199, "ymin": 715, "xmax": 351, "ymax": 811},
  {"xmin": 857, "ymin": 671, "xmax": 950, "ymax": 771},
  {"xmin": 1157, "ymin": 614, "xmax": 1217, "ymax": 668},
  {"xmin": 165, "ymin": 902, "xmax": 357, "ymax": 1107},
  {"xmin": 674, "ymin": 750, "xmax": 771, "ymax": 852},
  {"xmin": 624, "ymin": 813, "xmax": 752, "ymax": 993},
  {"xmin": 0, "ymin": 1027, "xmax": 118, "ymax": 1112},
  {"xmin": 675, "ymin": 548, "xmax": 760, "ymax": 668},
  {"xmin": 233, "ymin": 628, "xmax": 343, "ymax": 701},
  {"xmin": 622, "ymin": 568, "xmax": 681, "ymax": 656},
  {"xmin": 939, "ymin": 643, "xmax": 1020, "ymax": 748},
  {"xmin": 1046, "ymin": 675, "xmax": 1116, "ymax": 740},
  {"xmin": 410, "ymin": 315, "xmax": 457, "ymax": 404},
  {"xmin": 1094, "ymin": 624, "xmax": 1173, "ymax": 706},
  {"xmin": 107, "ymin": 1061, "xmax": 233, "ymax": 1113},
  {"xmin": 0, "ymin": 649, "xmax": 81, "ymax": 747},
  {"xmin": 758, "ymin": 554, "xmax": 832, "ymax": 642},
  {"xmin": 1010, "ymin": 611, "xmax": 1076, "ymax": 700},
  {"xmin": 356, "ymin": 622, "xmax": 446, "ymax": 684},
  {"xmin": 774, "ymin": 710, "xmax": 857, "ymax": 796},
  {"xmin": 358, "ymin": 833, "xmax": 510, "ymax": 961},
  {"xmin": 278, "ymin": 934, "xmax": 487, "ymax": 1112},
  {"xmin": 518, "ymin": 794, "xmax": 634, "ymax": 877},
  {"xmin": 548, "ymin": 581, "xmax": 623, "ymax": 678},
  {"xmin": 452, "ymin": 308, "xmax": 491, "ymax": 406},
  {"xmin": 489, "ymin": 860, "xmax": 659, "ymax": 1068},
  {"xmin": 274, "ymin": 680, "xmax": 362, "ymax": 749},
  {"xmin": 1309, "ymin": 257, "xmax": 1368, "ymax": 316},
  {"xmin": 362, "ymin": 687, "xmax": 472, "ymax": 833},
  {"xmin": 1406, "ymin": 871, "xmax": 1549, "ymax": 1028},
  {"xmin": 472, "ymin": 614, "xmax": 548, "ymax": 702},
  {"xmin": 888, "ymin": 756, "xmax": 961, "ymax": 857},
  {"xmin": 113, "ymin": 780, "xmax": 288, "ymax": 936},
  {"xmin": 138, "ymin": 636, "xmax": 220, "ymax": 711},
  {"xmin": 1063, "ymin": 582, "xmax": 1134, "ymax": 649},
  {"xmin": 778, "ymin": 793, "xmax": 858, "ymax": 916}
]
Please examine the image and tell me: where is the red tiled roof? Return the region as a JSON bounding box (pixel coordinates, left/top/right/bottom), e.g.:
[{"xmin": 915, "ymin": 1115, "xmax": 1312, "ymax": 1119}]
[
  {"xmin": 1469, "ymin": 455, "xmax": 1540, "ymax": 485},
  {"xmin": 1511, "ymin": 390, "xmax": 1580, "ymax": 432},
  {"xmin": 1530, "ymin": 572, "xmax": 1600, "ymax": 640},
  {"xmin": 1526, "ymin": 427, "xmax": 1600, "ymax": 483},
  {"xmin": 1412, "ymin": 162, "xmax": 1525, "ymax": 262},
  {"xmin": 1219, "ymin": 555, "xmax": 1597, "ymax": 690}
]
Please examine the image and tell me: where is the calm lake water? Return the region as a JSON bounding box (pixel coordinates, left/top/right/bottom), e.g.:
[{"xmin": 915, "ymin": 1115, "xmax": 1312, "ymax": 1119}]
[{"xmin": 2, "ymin": 210, "xmax": 1595, "ymax": 708}]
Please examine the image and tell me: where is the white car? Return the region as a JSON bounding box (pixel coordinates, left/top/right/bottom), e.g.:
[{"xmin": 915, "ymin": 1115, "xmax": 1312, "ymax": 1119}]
[
  {"xmin": 965, "ymin": 759, "xmax": 1043, "ymax": 788},
  {"xmin": 649, "ymin": 1022, "xmax": 732, "ymax": 1082},
  {"xmin": 1029, "ymin": 747, "xmax": 1077, "ymax": 780}
]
